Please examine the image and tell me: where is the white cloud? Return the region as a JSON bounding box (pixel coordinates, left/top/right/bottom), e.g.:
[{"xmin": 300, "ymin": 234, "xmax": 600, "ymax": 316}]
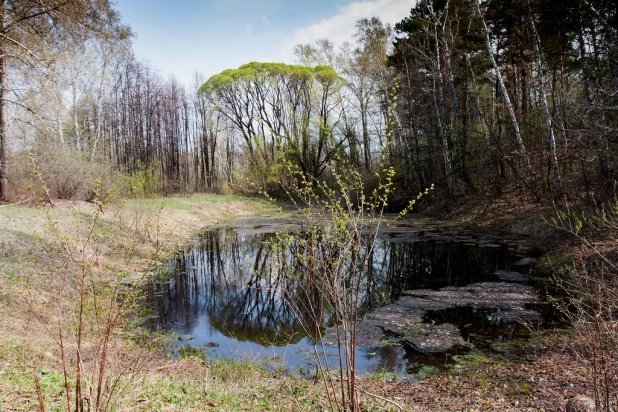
[{"xmin": 282, "ymin": 0, "xmax": 415, "ymax": 58}]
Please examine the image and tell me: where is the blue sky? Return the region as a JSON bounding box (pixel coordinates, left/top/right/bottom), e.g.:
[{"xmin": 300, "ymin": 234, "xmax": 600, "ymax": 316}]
[{"xmin": 114, "ymin": 0, "xmax": 415, "ymax": 88}]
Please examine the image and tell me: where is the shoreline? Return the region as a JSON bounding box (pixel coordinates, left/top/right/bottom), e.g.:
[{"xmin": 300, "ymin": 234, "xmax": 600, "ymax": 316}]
[{"xmin": 0, "ymin": 193, "xmax": 595, "ymax": 411}]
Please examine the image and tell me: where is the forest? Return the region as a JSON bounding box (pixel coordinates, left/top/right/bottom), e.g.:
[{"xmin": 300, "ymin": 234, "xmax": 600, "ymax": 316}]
[
  {"xmin": 0, "ymin": 1, "xmax": 617, "ymax": 411},
  {"xmin": 1, "ymin": 0, "xmax": 616, "ymax": 205}
]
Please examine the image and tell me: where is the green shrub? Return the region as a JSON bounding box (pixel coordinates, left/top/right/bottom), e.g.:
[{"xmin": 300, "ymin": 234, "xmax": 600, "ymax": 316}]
[{"xmin": 123, "ymin": 161, "xmax": 163, "ymax": 197}]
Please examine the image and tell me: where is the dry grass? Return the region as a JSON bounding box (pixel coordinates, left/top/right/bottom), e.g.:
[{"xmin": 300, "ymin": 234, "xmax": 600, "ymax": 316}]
[
  {"xmin": 0, "ymin": 194, "xmax": 287, "ymax": 411},
  {"xmin": 0, "ymin": 192, "xmax": 603, "ymax": 411}
]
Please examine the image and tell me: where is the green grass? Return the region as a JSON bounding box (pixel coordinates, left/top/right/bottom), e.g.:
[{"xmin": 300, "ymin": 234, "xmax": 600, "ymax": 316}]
[
  {"xmin": 506, "ymin": 380, "xmax": 532, "ymax": 396},
  {"xmin": 0, "ymin": 204, "xmax": 35, "ymax": 216},
  {"xmin": 0, "ymin": 204, "xmax": 41, "ymax": 231},
  {"xmin": 122, "ymin": 194, "xmax": 257, "ymax": 210},
  {"xmin": 122, "ymin": 359, "xmax": 327, "ymax": 411},
  {"xmin": 0, "ymin": 341, "xmax": 67, "ymax": 412},
  {"xmin": 415, "ymin": 365, "xmax": 440, "ymax": 380},
  {"xmin": 366, "ymin": 368, "xmax": 398, "ymax": 382},
  {"xmin": 0, "ymin": 334, "xmax": 413, "ymax": 411}
]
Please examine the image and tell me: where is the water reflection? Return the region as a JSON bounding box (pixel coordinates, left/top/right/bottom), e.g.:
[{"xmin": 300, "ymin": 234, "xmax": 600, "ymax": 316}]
[
  {"xmin": 146, "ymin": 222, "xmax": 530, "ymax": 374},
  {"xmin": 151, "ymin": 229, "xmax": 304, "ymax": 345},
  {"xmin": 379, "ymin": 235, "xmax": 513, "ymax": 292}
]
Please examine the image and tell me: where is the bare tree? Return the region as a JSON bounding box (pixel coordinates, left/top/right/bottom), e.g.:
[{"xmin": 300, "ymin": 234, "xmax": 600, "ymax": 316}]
[{"xmin": 0, "ymin": 0, "xmax": 128, "ymax": 200}]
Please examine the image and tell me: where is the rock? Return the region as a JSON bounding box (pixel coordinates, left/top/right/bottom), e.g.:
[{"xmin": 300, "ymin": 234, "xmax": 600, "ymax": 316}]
[
  {"xmin": 177, "ymin": 334, "xmax": 194, "ymax": 342},
  {"xmin": 514, "ymin": 257, "xmax": 535, "ymax": 266},
  {"xmin": 402, "ymin": 323, "xmax": 463, "ymax": 353},
  {"xmin": 204, "ymin": 341, "xmax": 219, "ymax": 347},
  {"xmin": 323, "ymin": 279, "xmax": 541, "ymax": 352},
  {"xmin": 494, "ymin": 270, "xmax": 528, "ymax": 282},
  {"xmin": 565, "ymin": 395, "xmax": 596, "ymax": 412},
  {"xmin": 479, "ymin": 243, "xmax": 501, "ymax": 248},
  {"xmin": 489, "ymin": 307, "xmax": 540, "ymax": 323},
  {"xmin": 323, "ymin": 319, "xmax": 384, "ymax": 346},
  {"xmin": 403, "ymin": 282, "xmax": 539, "ymax": 311},
  {"xmin": 395, "ymin": 295, "xmax": 456, "ymax": 311},
  {"xmin": 364, "ymin": 304, "xmax": 426, "ymax": 332}
]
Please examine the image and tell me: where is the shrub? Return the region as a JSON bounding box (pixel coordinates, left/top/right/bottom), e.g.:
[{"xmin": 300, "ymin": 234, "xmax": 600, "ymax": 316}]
[
  {"xmin": 21, "ymin": 183, "xmax": 166, "ymax": 411},
  {"xmin": 551, "ymin": 202, "xmax": 618, "ymax": 411},
  {"xmin": 15, "ymin": 146, "xmax": 121, "ymax": 201},
  {"xmin": 266, "ymin": 155, "xmax": 429, "ymax": 411},
  {"xmin": 122, "ymin": 161, "xmax": 163, "ymax": 198}
]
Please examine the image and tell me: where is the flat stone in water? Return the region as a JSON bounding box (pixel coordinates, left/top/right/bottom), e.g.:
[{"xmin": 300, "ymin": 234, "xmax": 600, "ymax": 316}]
[
  {"xmin": 352, "ymin": 320, "xmax": 393, "ymax": 346},
  {"xmin": 402, "ymin": 323, "xmax": 463, "ymax": 354},
  {"xmin": 348, "ymin": 281, "xmax": 543, "ymax": 352},
  {"xmin": 395, "ymin": 295, "xmax": 457, "ymax": 312},
  {"xmin": 494, "ymin": 270, "xmax": 528, "ymax": 282},
  {"xmin": 387, "ymin": 236, "xmax": 423, "ymax": 243},
  {"xmin": 487, "ymin": 307, "xmax": 540, "ymax": 323},
  {"xmin": 404, "ymin": 282, "xmax": 539, "ymax": 310},
  {"xmin": 364, "ymin": 305, "xmax": 426, "ymax": 332},
  {"xmin": 347, "ymin": 282, "xmax": 539, "ymax": 352},
  {"xmin": 177, "ymin": 334, "xmax": 194, "ymax": 342},
  {"xmin": 514, "ymin": 257, "xmax": 536, "ymax": 266},
  {"xmin": 322, "ymin": 320, "xmax": 384, "ymax": 346},
  {"xmin": 479, "ymin": 243, "xmax": 501, "ymax": 248}
]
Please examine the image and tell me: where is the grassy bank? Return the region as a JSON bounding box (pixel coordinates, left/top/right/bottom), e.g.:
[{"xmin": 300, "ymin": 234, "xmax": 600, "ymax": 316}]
[
  {"xmin": 0, "ymin": 194, "xmax": 313, "ymax": 411},
  {"xmin": 0, "ymin": 193, "xmax": 602, "ymax": 411},
  {"xmin": 0, "ymin": 194, "xmax": 410, "ymax": 411}
]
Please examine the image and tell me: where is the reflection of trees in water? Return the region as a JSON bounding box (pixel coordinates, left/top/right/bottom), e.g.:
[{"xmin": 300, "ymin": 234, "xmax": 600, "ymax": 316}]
[
  {"xmin": 148, "ymin": 227, "xmax": 515, "ymax": 346},
  {"xmin": 377, "ymin": 238, "xmax": 511, "ymax": 293},
  {"xmin": 150, "ymin": 228, "xmax": 304, "ymax": 345},
  {"xmin": 362, "ymin": 345, "xmax": 406, "ymax": 373},
  {"xmin": 287, "ymin": 236, "xmax": 512, "ymax": 317}
]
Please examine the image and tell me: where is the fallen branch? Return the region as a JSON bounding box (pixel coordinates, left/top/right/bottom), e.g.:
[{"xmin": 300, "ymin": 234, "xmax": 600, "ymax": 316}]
[
  {"xmin": 356, "ymin": 384, "xmax": 404, "ymax": 411},
  {"xmin": 0, "ymin": 197, "xmax": 35, "ymax": 207}
]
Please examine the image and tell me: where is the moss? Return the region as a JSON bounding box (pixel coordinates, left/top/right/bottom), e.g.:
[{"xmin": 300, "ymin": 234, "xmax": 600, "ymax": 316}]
[{"xmin": 451, "ymin": 350, "xmax": 502, "ymax": 370}]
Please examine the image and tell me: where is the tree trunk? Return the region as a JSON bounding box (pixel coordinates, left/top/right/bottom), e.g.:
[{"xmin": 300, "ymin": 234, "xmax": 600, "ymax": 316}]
[
  {"xmin": 431, "ymin": 10, "xmax": 453, "ymax": 198},
  {"xmin": 466, "ymin": 53, "xmax": 500, "ymax": 193},
  {"xmin": 580, "ymin": 28, "xmax": 608, "ymax": 179},
  {"xmin": 444, "ymin": 36, "xmax": 469, "ymax": 186},
  {"xmin": 527, "ymin": 0, "xmax": 562, "ymax": 197},
  {"xmin": 0, "ymin": 1, "xmax": 7, "ymax": 201},
  {"xmin": 359, "ymin": 87, "xmax": 371, "ymax": 170},
  {"xmin": 474, "ymin": 0, "xmax": 532, "ymax": 175},
  {"xmin": 582, "ymin": 0, "xmax": 618, "ymax": 88}
]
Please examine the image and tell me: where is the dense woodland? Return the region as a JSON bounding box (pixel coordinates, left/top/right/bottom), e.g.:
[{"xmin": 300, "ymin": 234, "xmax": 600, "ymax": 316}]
[{"xmin": 1, "ymin": 0, "xmax": 617, "ymax": 204}]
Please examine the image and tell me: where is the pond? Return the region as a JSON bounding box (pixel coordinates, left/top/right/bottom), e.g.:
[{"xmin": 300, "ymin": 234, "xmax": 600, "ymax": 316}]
[{"xmin": 145, "ymin": 215, "xmax": 551, "ymax": 377}]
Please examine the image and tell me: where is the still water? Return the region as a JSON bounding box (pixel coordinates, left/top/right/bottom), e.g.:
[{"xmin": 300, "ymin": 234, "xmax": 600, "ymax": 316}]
[{"xmin": 146, "ymin": 217, "xmax": 544, "ymax": 376}]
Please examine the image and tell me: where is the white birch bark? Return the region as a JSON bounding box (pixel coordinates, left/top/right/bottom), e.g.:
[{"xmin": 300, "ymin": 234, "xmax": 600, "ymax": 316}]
[
  {"xmin": 474, "ymin": 0, "xmax": 532, "ymax": 175},
  {"xmin": 527, "ymin": 0, "xmax": 562, "ymax": 196}
]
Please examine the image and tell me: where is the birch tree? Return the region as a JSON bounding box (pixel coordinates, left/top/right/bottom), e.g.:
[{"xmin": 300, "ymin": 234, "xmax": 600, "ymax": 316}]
[
  {"xmin": 0, "ymin": 0, "xmax": 127, "ymax": 201},
  {"xmin": 526, "ymin": 0, "xmax": 562, "ymax": 197},
  {"xmin": 473, "ymin": 0, "xmax": 533, "ymax": 175}
]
